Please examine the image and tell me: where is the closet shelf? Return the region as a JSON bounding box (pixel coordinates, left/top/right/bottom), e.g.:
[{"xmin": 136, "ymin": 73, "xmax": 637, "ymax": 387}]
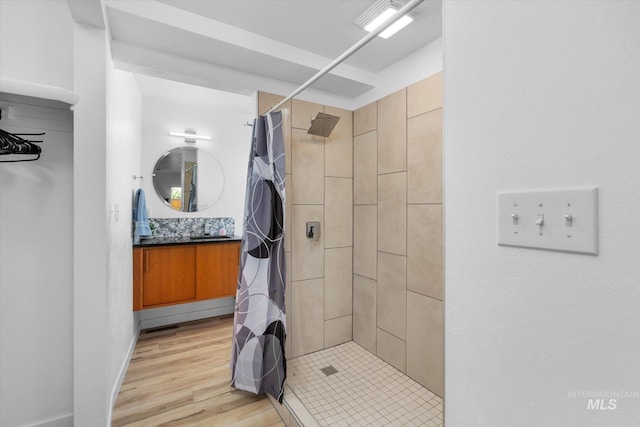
[{"xmin": 0, "ymin": 77, "xmax": 78, "ymax": 106}]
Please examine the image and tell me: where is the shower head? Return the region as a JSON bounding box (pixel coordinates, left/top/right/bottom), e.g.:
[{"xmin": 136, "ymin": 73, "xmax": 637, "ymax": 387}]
[{"xmin": 307, "ymin": 112, "xmax": 340, "ymax": 137}]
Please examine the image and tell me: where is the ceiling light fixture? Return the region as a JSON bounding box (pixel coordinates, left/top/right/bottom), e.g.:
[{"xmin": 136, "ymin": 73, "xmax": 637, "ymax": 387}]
[
  {"xmin": 168, "ymin": 129, "xmax": 211, "ymax": 143},
  {"xmin": 355, "ymin": 0, "xmax": 420, "ymax": 39}
]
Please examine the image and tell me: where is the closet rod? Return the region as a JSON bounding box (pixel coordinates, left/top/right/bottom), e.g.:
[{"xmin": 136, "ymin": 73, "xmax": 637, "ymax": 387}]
[{"xmin": 267, "ymin": 0, "xmax": 425, "ymax": 114}]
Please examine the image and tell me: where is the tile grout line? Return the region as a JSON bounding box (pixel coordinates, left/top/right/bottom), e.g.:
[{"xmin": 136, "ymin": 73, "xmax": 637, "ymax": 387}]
[{"xmin": 405, "ymin": 86, "xmax": 409, "ymax": 376}]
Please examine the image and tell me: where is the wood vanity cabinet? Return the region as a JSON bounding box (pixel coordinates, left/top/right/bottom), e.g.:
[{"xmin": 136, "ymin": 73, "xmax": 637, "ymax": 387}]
[{"xmin": 133, "ymin": 241, "xmax": 240, "ymax": 311}]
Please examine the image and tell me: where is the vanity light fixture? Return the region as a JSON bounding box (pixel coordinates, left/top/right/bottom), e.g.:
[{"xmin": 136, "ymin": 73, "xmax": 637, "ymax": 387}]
[
  {"xmin": 168, "ymin": 129, "xmax": 211, "ymax": 143},
  {"xmin": 355, "ymin": 0, "xmax": 420, "ymax": 39}
]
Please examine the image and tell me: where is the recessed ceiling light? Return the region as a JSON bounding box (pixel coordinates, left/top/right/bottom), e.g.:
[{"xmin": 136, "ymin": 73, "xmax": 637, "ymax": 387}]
[
  {"xmin": 363, "ymin": 7, "xmax": 396, "ymax": 32},
  {"xmin": 379, "ymin": 14, "xmax": 413, "ymax": 39},
  {"xmin": 355, "ymin": 0, "xmax": 420, "ymax": 39}
]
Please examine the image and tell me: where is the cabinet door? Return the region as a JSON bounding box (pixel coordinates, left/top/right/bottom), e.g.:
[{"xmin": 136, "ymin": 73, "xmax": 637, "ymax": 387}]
[
  {"xmin": 133, "ymin": 248, "xmax": 143, "ymax": 311},
  {"xmin": 196, "ymin": 242, "xmax": 241, "ymax": 300},
  {"xmin": 142, "ymin": 246, "xmax": 196, "ymax": 308}
]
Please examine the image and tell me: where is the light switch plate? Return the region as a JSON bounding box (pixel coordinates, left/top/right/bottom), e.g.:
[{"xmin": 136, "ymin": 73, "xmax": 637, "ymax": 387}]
[{"xmin": 498, "ymin": 188, "xmax": 598, "ymax": 255}]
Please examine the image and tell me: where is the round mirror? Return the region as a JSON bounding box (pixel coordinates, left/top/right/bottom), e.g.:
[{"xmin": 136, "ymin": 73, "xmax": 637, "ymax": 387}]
[{"xmin": 152, "ymin": 147, "xmax": 224, "ymax": 212}]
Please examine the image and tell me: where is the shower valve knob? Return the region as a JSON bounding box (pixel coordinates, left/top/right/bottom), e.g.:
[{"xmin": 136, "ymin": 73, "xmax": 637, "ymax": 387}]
[{"xmin": 306, "ymin": 221, "xmax": 321, "ymax": 240}]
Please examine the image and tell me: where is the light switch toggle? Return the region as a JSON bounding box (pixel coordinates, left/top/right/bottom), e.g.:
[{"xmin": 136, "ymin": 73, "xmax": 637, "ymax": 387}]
[
  {"xmin": 564, "ymin": 214, "xmax": 573, "ymax": 227},
  {"xmin": 511, "ymin": 213, "xmax": 519, "ymax": 225},
  {"xmin": 536, "ymin": 214, "xmax": 544, "ymax": 235}
]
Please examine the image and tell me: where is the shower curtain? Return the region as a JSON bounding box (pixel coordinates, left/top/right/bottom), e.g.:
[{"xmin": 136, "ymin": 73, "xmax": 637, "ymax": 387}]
[{"xmin": 231, "ymin": 111, "xmax": 287, "ymax": 402}]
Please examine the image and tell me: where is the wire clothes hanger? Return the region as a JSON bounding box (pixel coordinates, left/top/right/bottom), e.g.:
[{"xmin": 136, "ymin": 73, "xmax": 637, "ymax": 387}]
[{"xmin": 0, "ymin": 128, "xmax": 44, "ymax": 162}]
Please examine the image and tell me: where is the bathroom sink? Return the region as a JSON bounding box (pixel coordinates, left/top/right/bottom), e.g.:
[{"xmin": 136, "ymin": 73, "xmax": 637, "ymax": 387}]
[{"xmin": 189, "ymin": 235, "xmax": 231, "ymax": 240}]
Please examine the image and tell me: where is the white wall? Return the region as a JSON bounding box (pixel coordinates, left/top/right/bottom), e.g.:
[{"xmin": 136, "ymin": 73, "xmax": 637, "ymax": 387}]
[
  {"xmin": 0, "ymin": 0, "xmax": 73, "ymax": 92},
  {"xmin": 105, "ymin": 68, "xmax": 142, "ymax": 414},
  {"xmin": 74, "ymin": 20, "xmax": 144, "ymax": 427},
  {"xmin": 0, "ymin": 2, "xmax": 75, "ymax": 426},
  {"xmin": 444, "ymin": 1, "xmax": 640, "ymax": 426},
  {"xmin": 73, "ymin": 21, "xmax": 111, "ymax": 426},
  {"xmin": 141, "ymin": 95, "xmax": 253, "ymax": 232},
  {"xmin": 0, "ymin": 96, "xmax": 74, "ymax": 427}
]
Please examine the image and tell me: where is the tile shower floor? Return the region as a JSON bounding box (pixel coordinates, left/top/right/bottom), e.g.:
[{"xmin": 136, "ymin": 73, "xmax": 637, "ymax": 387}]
[{"xmin": 287, "ymin": 341, "xmax": 443, "ymax": 427}]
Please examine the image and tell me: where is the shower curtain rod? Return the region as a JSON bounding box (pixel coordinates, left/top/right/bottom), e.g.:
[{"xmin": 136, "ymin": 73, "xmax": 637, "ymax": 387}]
[{"xmin": 267, "ymin": 0, "xmax": 425, "ymax": 114}]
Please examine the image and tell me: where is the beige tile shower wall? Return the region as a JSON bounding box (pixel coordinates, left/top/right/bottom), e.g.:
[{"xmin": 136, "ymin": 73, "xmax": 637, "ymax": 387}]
[
  {"xmin": 352, "ymin": 72, "xmax": 444, "ymax": 398},
  {"xmin": 258, "ymin": 93, "xmax": 353, "ymax": 358},
  {"xmin": 325, "ymin": 106, "xmax": 353, "ymax": 178},
  {"xmin": 292, "ymin": 129, "xmax": 324, "ymax": 205},
  {"xmin": 378, "ymin": 89, "xmax": 407, "ymax": 174},
  {"xmin": 325, "ymin": 177, "xmax": 352, "ymax": 248},
  {"xmin": 325, "ymin": 247, "xmax": 352, "ymax": 320},
  {"xmin": 353, "ymin": 274, "xmax": 377, "ymax": 353},
  {"xmin": 353, "ymin": 130, "xmax": 377, "ymax": 204}
]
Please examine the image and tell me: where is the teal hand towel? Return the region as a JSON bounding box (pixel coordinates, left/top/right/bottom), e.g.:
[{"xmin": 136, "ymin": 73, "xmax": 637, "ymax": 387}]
[{"xmin": 133, "ymin": 188, "xmax": 152, "ymax": 243}]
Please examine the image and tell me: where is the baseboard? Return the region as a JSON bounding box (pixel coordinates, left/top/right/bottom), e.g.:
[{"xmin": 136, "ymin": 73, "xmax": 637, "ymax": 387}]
[
  {"xmin": 139, "ymin": 305, "xmax": 234, "ymax": 329},
  {"xmin": 138, "ymin": 297, "xmax": 235, "ymax": 330},
  {"xmin": 31, "ymin": 413, "xmax": 73, "ymax": 427},
  {"xmin": 107, "ymin": 321, "xmax": 141, "ymax": 425}
]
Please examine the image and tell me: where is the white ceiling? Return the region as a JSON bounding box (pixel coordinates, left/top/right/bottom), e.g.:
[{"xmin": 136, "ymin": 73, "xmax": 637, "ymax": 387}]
[
  {"xmin": 154, "ymin": 0, "xmax": 442, "ymax": 72},
  {"xmin": 102, "ymin": 0, "xmax": 442, "ymax": 106},
  {"xmin": 134, "ymin": 74, "xmax": 254, "ymax": 112}
]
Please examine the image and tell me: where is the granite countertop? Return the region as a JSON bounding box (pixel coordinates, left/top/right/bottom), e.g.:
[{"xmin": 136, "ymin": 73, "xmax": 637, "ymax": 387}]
[{"xmin": 134, "ymin": 235, "xmax": 242, "ymax": 248}]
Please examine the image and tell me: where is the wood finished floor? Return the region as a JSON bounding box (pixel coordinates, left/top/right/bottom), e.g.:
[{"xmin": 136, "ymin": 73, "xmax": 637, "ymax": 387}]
[{"xmin": 112, "ymin": 315, "xmax": 285, "ymax": 426}]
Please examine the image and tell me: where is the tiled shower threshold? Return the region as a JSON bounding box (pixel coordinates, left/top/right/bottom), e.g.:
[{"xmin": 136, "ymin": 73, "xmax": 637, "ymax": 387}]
[{"xmin": 270, "ymin": 341, "xmax": 443, "ymax": 426}]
